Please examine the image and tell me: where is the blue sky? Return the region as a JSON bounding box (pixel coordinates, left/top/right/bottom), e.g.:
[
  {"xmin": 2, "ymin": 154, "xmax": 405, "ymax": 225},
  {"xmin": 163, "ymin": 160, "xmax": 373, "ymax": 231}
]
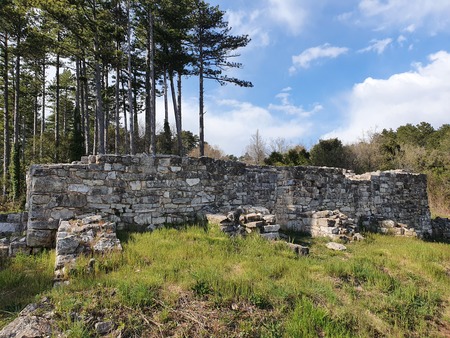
[{"xmin": 158, "ymin": 0, "xmax": 450, "ymax": 156}]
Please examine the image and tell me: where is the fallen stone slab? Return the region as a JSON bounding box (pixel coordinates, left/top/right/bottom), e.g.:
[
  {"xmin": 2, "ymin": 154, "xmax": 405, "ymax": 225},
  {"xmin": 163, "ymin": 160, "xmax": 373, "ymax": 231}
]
[
  {"xmin": 353, "ymin": 233, "xmax": 365, "ymax": 241},
  {"xmin": 326, "ymin": 242, "xmax": 347, "ymax": 251},
  {"xmin": 260, "ymin": 232, "xmax": 280, "ymax": 241},
  {"xmin": 263, "ymin": 224, "xmax": 281, "ymax": 233},
  {"xmin": 0, "ymin": 299, "xmax": 59, "ymax": 338},
  {"xmin": 205, "ymin": 214, "xmax": 228, "ymax": 225},
  {"xmin": 286, "ymin": 243, "xmax": 309, "ymax": 256}
]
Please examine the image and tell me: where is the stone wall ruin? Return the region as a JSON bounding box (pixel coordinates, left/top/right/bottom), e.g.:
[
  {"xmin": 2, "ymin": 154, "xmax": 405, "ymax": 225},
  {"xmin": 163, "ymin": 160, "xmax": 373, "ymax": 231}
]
[{"xmin": 26, "ymin": 154, "xmax": 432, "ymax": 248}]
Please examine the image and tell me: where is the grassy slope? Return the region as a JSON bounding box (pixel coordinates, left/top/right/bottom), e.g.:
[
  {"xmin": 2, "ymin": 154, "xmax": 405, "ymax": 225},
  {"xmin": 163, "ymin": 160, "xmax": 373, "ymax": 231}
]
[{"xmin": 1, "ymin": 226, "xmax": 450, "ymax": 337}]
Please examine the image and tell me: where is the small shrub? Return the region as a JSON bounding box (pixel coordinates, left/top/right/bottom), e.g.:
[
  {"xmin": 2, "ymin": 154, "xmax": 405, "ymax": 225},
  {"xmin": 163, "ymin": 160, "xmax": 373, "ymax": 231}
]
[{"xmin": 192, "ymin": 280, "xmax": 212, "ymax": 298}]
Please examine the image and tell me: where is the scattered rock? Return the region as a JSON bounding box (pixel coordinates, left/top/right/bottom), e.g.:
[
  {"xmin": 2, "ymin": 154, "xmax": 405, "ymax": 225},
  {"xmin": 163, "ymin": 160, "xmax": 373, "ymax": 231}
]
[
  {"xmin": 286, "ymin": 243, "xmax": 309, "ymax": 256},
  {"xmin": 95, "ymin": 321, "xmax": 114, "ymax": 335},
  {"xmin": 0, "ymin": 299, "xmax": 58, "ymax": 338},
  {"xmin": 360, "ymin": 216, "xmax": 419, "ymax": 237},
  {"xmin": 326, "ymin": 242, "xmax": 347, "ymax": 251},
  {"xmin": 302, "ymin": 210, "xmax": 359, "ymax": 241},
  {"xmin": 213, "ymin": 206, "xmax": 282, "ymax": 240},
  {"xmin": 54, "ymin": 215, "xmax": 122, "ymax": 284},
  {"xmin": 353, "ymin": 233, "xmax": 365, "ymax": 241},
  {"xmin": 260, "ymin": 232, "xmax": 280, "ymax": 240}
]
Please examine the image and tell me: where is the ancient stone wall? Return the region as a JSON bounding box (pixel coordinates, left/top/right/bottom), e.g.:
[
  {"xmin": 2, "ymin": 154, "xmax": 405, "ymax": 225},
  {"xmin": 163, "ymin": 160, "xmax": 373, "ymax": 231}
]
[{"xmin": 26, "ymin": 154, "xmax": 431, "ymax": 248}]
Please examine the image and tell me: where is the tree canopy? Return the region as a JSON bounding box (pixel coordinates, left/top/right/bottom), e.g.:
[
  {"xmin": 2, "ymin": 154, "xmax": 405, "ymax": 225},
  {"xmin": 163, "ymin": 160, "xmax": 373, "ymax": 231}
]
[{"xmin": 0, "ymin": 0, "xmax": 252, "ymax": 203}]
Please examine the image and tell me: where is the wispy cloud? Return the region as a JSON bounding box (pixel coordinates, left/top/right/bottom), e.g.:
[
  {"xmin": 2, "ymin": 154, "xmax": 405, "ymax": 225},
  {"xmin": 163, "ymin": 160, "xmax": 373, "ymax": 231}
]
[
  {"xmin": 357, "ymin": 0, "xmax": 450, "ymax": 33},
  {"xmin": 266, "ymin": 0, "xmax": 308, "ymax": 35},
  {"xmin": 397, "ymin": 35, "xmax": 407, "ymax": 46},
  {"xmin": 268, "ymin": 88, "xmax": 323, "ymax": 117},
  {"xmin": 359, "ymin": 38, "xmax": 393, "ymax": 54},
  {"xmin": 226, "ymin": 9, "xmax": 270, "ymax": 48},
  {"xmin": 290, "ymin": 43, "xmax": 349, "ymax": 73}
]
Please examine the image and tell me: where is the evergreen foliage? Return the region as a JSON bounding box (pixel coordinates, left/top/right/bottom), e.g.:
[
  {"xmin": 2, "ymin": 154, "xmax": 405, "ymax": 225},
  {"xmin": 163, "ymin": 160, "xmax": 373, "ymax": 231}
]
[
  {"xmin": 9, "ymin": 143, "xmax": 22, "ymax": 202},
  {"xmin": 0, "ymin": 0, "xmax": 251, "ymax": 205}
]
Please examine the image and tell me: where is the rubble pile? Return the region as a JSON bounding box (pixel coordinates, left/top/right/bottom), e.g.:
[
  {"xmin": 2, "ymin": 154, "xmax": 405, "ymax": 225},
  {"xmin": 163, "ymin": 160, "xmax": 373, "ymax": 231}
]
[
  {"xmin": 207, "ymin": 206, "xmax": 281, "ymax": 240},
  {"xmin": 54, "ymin": 215, "xmax": 122, "ymax": 285}
]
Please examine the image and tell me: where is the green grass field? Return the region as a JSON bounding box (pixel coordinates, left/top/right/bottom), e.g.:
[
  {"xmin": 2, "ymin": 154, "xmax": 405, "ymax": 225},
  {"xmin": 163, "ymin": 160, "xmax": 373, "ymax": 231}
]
[{"xmin": 1, "ymin": 225, "xmax": 450, "ymax": 337}]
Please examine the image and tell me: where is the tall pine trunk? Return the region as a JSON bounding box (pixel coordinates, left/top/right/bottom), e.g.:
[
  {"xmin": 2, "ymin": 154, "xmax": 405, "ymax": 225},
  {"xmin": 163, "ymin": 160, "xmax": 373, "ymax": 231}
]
[
  {"xmin": 177, "ymin": 71, "xmax": 182, "ymax": 154},
  {"xmin": 93, "ymin": 0, "xmax": 105, "ymax": 155},
  {"xmin": 12, "ymin": 34, "xmax": 21, "ymax": 200},
  {"xmin": 199, "ymin": 43, "xmax": 205, "ymax": 157},
  {"xmin": 82, "ymin": 59, "xmax": 90, "ymax": 155},
  {"xmin": 164, "ymin": 68, "xmax": 169, "ymax": 124},
  {"xmin": 114, "ymin": 1, "xmax": 120, "ymax": 155},
  {"xmin": 33, "ymin": 67, "xmax": 38, "ymax": 158},
  {"xmin": 146, "ymin": 4, "xmax": 156, "ymax": 155},
  {"xmin": 2, "ymin": 34, "xmax": 10, "ymax": 197},
  {"xmin": 94, "ymin": 60, "xmax": 105, "ymax": 155},
  {"xmin": 121, "ymin": 78, "xmax": 129, "ymax": 152},
  {"xmin": 169, "ymin": 70, "xmax": 182, "ymax": 155},
  {"xmin": 54, "ymin": 43, "xmax": 60, "ymax": 162},
  {"xmin": 115, "ymin": 60, "xmax": 120, "ymax": 155},
  {"xmin": 127, "ymin": 0, "xmax": 135, "ymax": 155},
  {"xmin": 39, "ymin": 59, "xmax": 45, "ymax": 160}
]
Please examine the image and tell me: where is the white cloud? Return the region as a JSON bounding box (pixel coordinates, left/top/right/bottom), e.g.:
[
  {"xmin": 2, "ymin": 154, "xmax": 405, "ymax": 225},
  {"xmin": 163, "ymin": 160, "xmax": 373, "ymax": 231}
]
[
  {"xmin": 397, "ymin": 35, "xmax": 406, "ymax": 46},
  {"xmin": 404, "ymin": 24, "xmax": 416, "ymax": 33},
  {"xmin": 337, "ymin": 11, "xmax": 353, "ymax": 22},
  {"xmin": 156, "ymin": 93, "xmax": 315, "ymax": 156},
  {"xmin": 359, "ymin": 38, "xmax": 393, "ymax": 54},
  {"xmin": 268, "ymin": 90, "xmax": 322, "ymax": 117},
  {"xmin": 266, "ymin": 0, "xmax": 308, "ymax": 35},
  {"xmin": 357, "ymin": 0, "xmax": 450, "ymax": 33},
  {"xmin": 204, "ymin": 99, "xmax": 313, "ymax": 155},
  {"xmin": 290, "ymin": 44, "xmax": 349, "ymax": 72},
  {"xmin": 324, "ymin": 51, "xmax": 450, "ymax": 143},
  {"xmin": 226, "ymin": 9, "xmax": 271, "ymax": 48}
]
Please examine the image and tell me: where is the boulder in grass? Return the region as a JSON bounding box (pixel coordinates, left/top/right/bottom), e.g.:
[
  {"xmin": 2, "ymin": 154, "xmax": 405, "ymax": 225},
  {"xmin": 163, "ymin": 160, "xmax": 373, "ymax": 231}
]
[{"xmin": 326, "ymin": 242, "xmax": 347, "ymax": 251}]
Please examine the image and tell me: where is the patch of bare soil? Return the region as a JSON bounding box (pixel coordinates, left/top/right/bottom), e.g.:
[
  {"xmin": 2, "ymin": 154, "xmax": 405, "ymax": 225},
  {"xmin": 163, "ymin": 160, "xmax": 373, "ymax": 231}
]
[{"xmin": 140, "ymin": 291, "xmax": 281, "ymax": 338}]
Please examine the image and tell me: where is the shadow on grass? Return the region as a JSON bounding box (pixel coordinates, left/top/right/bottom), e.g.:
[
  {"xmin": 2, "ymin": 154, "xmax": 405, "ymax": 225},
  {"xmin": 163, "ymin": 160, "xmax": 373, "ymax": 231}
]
[{"xmin": 0, "ymin": 251, "xmax": 54, "ymax": 328}]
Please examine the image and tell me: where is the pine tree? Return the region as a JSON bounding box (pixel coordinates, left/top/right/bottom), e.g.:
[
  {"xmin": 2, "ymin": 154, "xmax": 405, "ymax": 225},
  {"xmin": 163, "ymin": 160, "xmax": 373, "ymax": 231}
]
[{"xmin": 189, "ymin": 0, "xmax": 252, "ymax": 156}]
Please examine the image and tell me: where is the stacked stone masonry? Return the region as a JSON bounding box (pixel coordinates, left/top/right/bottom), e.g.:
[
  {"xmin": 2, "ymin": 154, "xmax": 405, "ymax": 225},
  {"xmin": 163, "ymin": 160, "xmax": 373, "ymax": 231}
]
[{"xmin": 26, "ymin": 154, "xmax": 432, "ymax": 248}]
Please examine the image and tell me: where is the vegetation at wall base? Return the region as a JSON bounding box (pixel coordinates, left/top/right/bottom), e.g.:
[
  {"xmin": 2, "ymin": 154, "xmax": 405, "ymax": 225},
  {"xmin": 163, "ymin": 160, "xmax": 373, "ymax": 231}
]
[{"xmin": 1, "ymin": 225, "xmax": 449, "ymax": 337}]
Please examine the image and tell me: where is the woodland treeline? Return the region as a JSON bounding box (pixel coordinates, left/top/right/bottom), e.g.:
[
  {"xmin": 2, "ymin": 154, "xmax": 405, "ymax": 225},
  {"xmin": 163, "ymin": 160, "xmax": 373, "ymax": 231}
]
[
  {"xmin": 0, "ymin": 0, "xmax": 252, "ymax": 203},
  {"xmin": 249, "ymin": 122, "xmax": 450, "ymax": 217}
]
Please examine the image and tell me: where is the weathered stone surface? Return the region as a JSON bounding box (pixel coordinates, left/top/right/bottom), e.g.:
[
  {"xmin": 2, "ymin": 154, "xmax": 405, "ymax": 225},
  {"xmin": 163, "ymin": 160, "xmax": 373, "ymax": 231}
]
[
  {"xmin": 25, "ymin": 155, "xmax": 432, "ymax": 248},
  {"xmin": 245, "ymin": 221, "xmax": 264, "ymax": 229},
  {"xmin": 326, "ymin": 242, "xmax": 347, "ymax": 251},
  {"xmin": 286, "ymin": 243, "xmax": 309, "ymax": 256},
  {"xmin": 54, "ymin": 215, "xmax": 122, "ymax": 283},
  {"xmin": 9, "ymin": 238, "xmax": 30, "ymax": 257},
  {"xmin": 26, "ymin": 229, "xmax": 54, "ymax": 248},
  {"xmin": 27, "ymin": 220, "xmax": 60, "ymax": 231},
  {"xmin": 95, "ymin": 321, "xmax": 114, "ymax": 335},
  {"xmin": 263, "ymin": 215, "xmax": 276, "ymax": 224},
  {"xmin": 263, "ymin": 224, "xmax": 281, "ymax": 233},
  {"xmin": 205, "ymin": 214, "xmax": 228, "ymax": 225},
  {"xmin": 307, "ymin": 210, "xmax": 358, "ymax": 239},
  {"xmin": 431, "ymin": 217, "xmax": 450, "ymax": 240},
  {"xmin": 0, "ymin": 244, "xmax": 9, "ymax": 258},
  {"xmin": 56, "ymin": 233, "xmax": 80, "ymax": 255},
  {"xmin": 353, "ymin": 233, "xmax": 365, "ymax": 241},
  {"xmin": 245, "ymin": 213, "xmax": 263, "ymax": 222},
  {"xmin": 0, "ymin": 300, "xmax": 58, "ymax": 338},
  {"xmin": 260, "ymin": 232, "xmax": 280, "ymax": 240},
  {"xmin": 0, "ymin": 223, "xmax": 18, "ymax": 235}
]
